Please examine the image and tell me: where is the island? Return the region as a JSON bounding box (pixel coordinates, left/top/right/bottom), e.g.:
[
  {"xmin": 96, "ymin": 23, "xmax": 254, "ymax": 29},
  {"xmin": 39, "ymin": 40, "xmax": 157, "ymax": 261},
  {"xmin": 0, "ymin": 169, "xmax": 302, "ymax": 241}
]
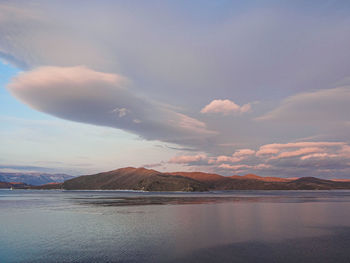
[{"xmin": 13, "ymin": 167, "xmax": 350, "ymax": 191}]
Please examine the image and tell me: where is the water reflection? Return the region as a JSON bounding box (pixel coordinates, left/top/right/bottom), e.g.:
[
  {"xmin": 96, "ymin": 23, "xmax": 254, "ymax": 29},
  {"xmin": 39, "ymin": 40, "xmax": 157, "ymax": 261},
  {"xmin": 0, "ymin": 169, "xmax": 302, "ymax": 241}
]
[{"xmin": 0, "ymin": 190, "xmax": 350, "ymax": 262}]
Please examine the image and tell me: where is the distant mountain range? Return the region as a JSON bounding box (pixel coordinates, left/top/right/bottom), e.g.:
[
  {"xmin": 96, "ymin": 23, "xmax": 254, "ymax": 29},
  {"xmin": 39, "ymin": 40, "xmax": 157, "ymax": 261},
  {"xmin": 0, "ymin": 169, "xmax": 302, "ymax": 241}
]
[
  {"xmin": 0, "ymin": 181, "xmax": 30, "ymax": 189},
  {"xmin": 0, "ymin": 172, "xmax": 74, "ymax": 186},
  {"xmin": 1, "ymin": 167, "xmax": 350, "ymax": 191}
]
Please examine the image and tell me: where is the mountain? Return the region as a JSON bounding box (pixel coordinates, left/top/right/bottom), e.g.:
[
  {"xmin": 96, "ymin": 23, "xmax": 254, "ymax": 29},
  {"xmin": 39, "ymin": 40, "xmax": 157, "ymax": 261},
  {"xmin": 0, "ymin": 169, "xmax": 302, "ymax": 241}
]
[
  {"xmin": 285, "ymin": 177, "xmax": 350, "ymax": 190},
  {"xmin": 230, "ymin": 174, "xmax": 291, "ymax": 182},
  {"xmin": 332, "ymin": 179, "xmax": 350, "ymax": 182},
  {"xmin": 169, "ymin": 172, "xmax": 224, "ymax": 182},
  {"xmin": 169, "ymin": 171, "xmax": 235, "ymax": 190},
  {"xmin": 0, "ymin": 181, "xmax": 30, "ymax": 189},
  {"xmin": 63, "ymin": 167, "xmax": 208, "ymax": 191},
  {"xmin": 59, "ymin": 167, "xmax": 350, "ymax": 191},
  {"xmin": 0, "ymin": 172, "xmax": 74, "ymax": 186},
  {"xmin": 31, "ymin": 182, "xmax": 63, "ymax": 190},
  {"xmin": 171, "ymin": 171, "xmax": 291, "ymax": 190}
]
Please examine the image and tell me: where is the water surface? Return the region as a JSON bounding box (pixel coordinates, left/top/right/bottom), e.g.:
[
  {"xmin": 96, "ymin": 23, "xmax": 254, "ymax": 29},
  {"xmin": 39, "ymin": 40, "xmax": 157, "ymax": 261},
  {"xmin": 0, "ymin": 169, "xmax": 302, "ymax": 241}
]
[{"xmin": 1, "ymin": 190, "xmax": 350, "ymax": 262}]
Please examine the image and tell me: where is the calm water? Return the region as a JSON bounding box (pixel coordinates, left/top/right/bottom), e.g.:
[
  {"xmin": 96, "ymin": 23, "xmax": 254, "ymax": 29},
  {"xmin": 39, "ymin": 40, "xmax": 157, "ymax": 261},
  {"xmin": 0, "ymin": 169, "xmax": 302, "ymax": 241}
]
[{"xmin": 1, "ymin": 190, "xmax": 350, "ymax": 263}]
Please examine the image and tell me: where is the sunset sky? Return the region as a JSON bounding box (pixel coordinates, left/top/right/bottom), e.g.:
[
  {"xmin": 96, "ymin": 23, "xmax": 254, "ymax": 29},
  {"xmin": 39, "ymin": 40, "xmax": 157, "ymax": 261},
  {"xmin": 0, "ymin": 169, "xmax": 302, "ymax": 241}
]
[{"xmin": 1, "ymin": 0, "xmax": 350, "ymax": 178}]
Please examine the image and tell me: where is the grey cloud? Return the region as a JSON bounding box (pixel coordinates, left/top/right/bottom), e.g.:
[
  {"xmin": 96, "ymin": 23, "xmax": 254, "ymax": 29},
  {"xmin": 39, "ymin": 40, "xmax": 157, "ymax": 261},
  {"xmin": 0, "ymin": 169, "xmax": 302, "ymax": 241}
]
[
  {"xmin": 257, "ymin": 86, "xmax": 350, "ymax": 123},
  {"xmin": 0, "ymin": 2, "xmax": 111, "ymax": 70},
  {"xmin": 2, "ymin": 1, "xmax": 350, "ymax": 106}
]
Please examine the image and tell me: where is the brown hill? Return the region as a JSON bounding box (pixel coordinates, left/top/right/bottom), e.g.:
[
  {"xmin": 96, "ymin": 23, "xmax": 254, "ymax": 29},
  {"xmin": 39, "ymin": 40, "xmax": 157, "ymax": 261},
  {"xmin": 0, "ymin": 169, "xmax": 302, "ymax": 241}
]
[
  {"xmin": 172, "ymin": 172, "xmax": 291, "ymax": 183},
  {"xmin": 63, "ymin": 167, "xmax": 208, "ymax": 191},
  {"xmin": 231, "ymin": 174, "xmax": 291, "ymax": 182},
  {"xmin": 20, "ymin": 167, "xmax": 348, "ymax": 192},
  {"xmin": 31, "ymin": 182, "xmax": 63, "ymax": 190},
  {"xmin": 285, "ymin": 177, "xmax": 350, "ymax": 190},
  {"xmin": 332, "ymin": 179, "xmax": 350, "ymax": 182},
  {"xmin": 169, "ymin": 171, "xmax": 235, "ymax": 190},
  {"xmin": 169, "ymin": 172, "xmax": 223, "ymax": 182},
  {"xmin": 171, "ymin": 172, "xmax": 292, "ymax": 189}
]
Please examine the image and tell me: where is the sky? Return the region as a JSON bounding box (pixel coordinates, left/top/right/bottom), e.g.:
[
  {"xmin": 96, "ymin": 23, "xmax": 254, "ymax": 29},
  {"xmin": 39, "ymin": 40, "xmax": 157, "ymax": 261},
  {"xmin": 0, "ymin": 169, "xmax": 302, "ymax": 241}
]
[{"xmin": 1, "ymin": 0, "xmax": 350, "ymax": 178}]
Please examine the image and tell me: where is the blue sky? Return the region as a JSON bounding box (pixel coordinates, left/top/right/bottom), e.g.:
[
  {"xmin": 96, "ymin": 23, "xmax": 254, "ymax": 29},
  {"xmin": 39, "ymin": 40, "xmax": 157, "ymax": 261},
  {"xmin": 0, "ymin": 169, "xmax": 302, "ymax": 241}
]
[{"xmin": 1, "ymin": 0, "xmax": 350, "ymax": 178}]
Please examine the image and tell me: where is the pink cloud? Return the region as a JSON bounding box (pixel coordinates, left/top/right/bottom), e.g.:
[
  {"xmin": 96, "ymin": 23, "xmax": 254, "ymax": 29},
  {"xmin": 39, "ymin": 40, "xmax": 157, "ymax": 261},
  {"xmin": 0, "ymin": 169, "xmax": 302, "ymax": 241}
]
[
  {"xmin": 218, "ymin": 164, "xmax": 251, "ymax": 170},
  {"xmin": 256, "ymin": 142, "xmax": 343, "ymax": 156},
  {"xmin": 300, "ymin": 153, "xmax": 337, "ymax": 160},
  {"xmin": 214, "ymin": 155, "xmax": 242, "ymax": 164},
  {"xmin": 200, "ymin": 99, "xmax": 251, "ymax": 115},
  {"xmin": 218, "ymin": 163, "xmax": 271, "ymax": 171},
  {"xmin": 166, "ymin": 141, "xmax": 350, "ymax": 177},
  {"xmin": 168, "ymin": 154, "xmax": 207, "ymax": 164},
  {"xmin": 209, "ymin": 149, "xmax": 255, "ymax": 164},
  {"xmin": 271, "ymin": 147, "xmax": 323, "ymax": 159}
]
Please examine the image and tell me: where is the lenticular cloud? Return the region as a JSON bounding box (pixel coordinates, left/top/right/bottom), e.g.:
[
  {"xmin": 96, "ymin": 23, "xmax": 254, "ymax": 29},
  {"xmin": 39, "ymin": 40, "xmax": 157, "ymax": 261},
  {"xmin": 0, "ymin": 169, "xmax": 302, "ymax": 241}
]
[{"xmin": 7, "ymin": 66, "xmax": 215, "ymax": 145}]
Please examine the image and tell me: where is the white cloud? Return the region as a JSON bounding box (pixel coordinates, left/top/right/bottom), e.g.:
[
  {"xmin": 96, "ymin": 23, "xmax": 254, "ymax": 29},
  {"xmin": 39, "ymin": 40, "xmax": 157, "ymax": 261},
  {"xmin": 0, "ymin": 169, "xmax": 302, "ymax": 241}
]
[
  {"xmin": 112, "ymin": 108, "xmax": 129, "ymax": 118},
  {"xmin": 200, "ymin": 99, "xmax": 251, "ymax": 115}
]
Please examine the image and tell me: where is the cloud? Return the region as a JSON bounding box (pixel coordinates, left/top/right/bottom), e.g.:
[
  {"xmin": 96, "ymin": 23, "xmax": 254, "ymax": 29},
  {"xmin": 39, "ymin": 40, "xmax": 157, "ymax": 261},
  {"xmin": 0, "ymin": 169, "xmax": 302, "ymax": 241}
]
[
  {"xmin": 0, "ymin": 2, "xmax": 109, "ymax": 69},
  {"xmin": 253, "ymin": 142, "xmax": 350, "ymax": 177},
  {"xmin": 167, "ymin": 141, "xmax": 350, "ymax": 178},
  {"xmin": 0, "ymin": 164, "xmax": 56, "ymax": 173},
  {"xmin": 169, "ymin": 148, "xmax": 256, "ymax": 166},
  {"xmin": 256, "ymin": 142, "xmax": 343, "ymax": 156},
  {"xmin": 218, "ymin": 163, "xmax": 271, "ymax": 172},
  {"xmin": 143, "ymin": 162, "xmax": 164, "ymax": 169},
  {"xmin": 271, "ymin": 147, "xmax": 322, "ymax": 159},
  {"xmin": 233, "ymin": 148, "xmax": 255, "ymax": 157},
  {"xmin": 111, "ymin": 107, "xmax": 129, "ymax": 118},
  {"xmin": 201, "ymin": 99, "xmax": 251, "ymax": 115},
  {"xmin": 218, "ymin": 164, "xmax": 251, "ymax": 170},
  {"xmin": 2, "ymin": 1, "xmax": 350, "ymax": 177},
  {"xmin": 208, "ymin": 149, "xmax": 255, "ymax": 164},
  {"xmin": 168, "ymin": 154, "xmax": 207, "ymax": 164},
  {"xmin": 300, "ymin": 153, "xmax": 337, "ymax": 160},
  {"xmin": 257, "ymin": 86, "xmax": 350, "ymax": 123},
  {"xmin": 211, "ymin": 155, "xmax": 242, "ymax": 164},
  {"xmin": 7, "ymin": 66, "xmax": 215, "ymax": 146}
]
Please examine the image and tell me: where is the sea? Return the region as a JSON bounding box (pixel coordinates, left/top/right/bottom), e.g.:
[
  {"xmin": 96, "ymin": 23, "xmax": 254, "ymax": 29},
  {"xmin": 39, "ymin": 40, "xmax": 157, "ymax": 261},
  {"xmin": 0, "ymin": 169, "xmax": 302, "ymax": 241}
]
[{"xmin": 1, "ymin": 190, "xmax": 350, "ymax": 263}]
